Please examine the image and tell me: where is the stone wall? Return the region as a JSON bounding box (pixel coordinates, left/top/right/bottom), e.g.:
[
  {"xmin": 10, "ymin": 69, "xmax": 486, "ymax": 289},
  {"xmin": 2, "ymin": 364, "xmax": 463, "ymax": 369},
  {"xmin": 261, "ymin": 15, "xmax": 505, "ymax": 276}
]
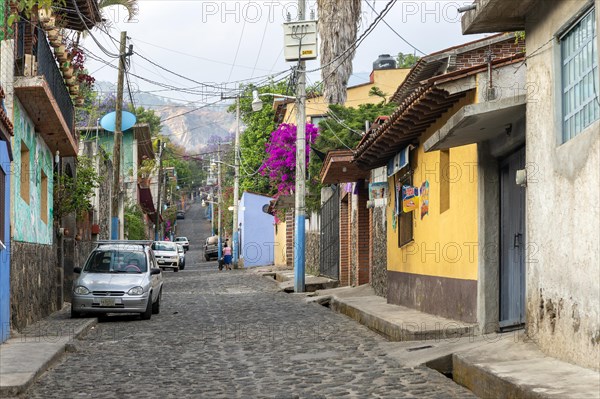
[
  {"xmin": 10, "ymin": 241, "xmax": 58, "ymax": 331},
  {"xmin": 305, "ymin": 231, "xmax": 320, "ymax": 276},
  {"xmin": 63, "ymin": 238, "xmax": 95, "ymax": 303},
  {"xmin": 371, "ymin": 206, "xmax": 387, "ymax": 298}
]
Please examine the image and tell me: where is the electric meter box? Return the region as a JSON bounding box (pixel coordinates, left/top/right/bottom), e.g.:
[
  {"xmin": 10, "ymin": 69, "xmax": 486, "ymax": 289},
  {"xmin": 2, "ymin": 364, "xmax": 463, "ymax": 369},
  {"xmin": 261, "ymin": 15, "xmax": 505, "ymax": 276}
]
[{"xmin": 283, "ymin": 20, "xmax": 318, "ymax": 62}]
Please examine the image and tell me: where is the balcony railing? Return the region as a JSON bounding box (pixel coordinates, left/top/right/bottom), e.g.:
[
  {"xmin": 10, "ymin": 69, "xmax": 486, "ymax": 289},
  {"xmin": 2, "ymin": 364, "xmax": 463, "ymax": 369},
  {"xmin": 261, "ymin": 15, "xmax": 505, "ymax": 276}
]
[{"xmin": 15, "ymin": 22, "xmax": 74, "ymax": 132}]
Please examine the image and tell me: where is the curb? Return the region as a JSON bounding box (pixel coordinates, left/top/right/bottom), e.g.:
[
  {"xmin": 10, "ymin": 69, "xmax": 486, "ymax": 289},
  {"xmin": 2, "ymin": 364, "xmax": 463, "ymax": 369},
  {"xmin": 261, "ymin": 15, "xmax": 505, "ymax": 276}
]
[{"xmin": 0, "ymin": 317, "xmax": 97, "ymax": 397}]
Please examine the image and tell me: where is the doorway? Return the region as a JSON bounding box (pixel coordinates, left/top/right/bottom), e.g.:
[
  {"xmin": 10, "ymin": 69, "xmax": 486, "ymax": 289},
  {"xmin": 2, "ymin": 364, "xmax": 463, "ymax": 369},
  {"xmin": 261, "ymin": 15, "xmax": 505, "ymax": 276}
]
[{"xmin": 499, "ymin": 146, "xmax": 526, "ymax": 329}]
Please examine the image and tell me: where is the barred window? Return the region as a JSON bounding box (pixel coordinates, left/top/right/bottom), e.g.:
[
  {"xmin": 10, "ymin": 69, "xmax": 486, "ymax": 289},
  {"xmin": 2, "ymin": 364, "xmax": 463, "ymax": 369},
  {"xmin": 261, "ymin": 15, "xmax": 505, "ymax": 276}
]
[{"xmin": 561, "ymin": 7, "xmax": 599, "ymax": 142}]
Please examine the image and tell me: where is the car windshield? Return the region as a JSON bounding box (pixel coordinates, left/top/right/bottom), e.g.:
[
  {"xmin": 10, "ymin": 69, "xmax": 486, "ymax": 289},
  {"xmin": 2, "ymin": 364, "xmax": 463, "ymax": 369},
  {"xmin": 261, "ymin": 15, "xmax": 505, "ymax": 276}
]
[
  {"xmin": 175, "ymin": 237, "xmax": 187, "ymax": 242},
  {"xmin": 83, "ymin": 249, "xmax": 147, "ymax": 273},
  {"xmin": 152, "ymin": 242, "xmax": 176, "ymax": 251}
]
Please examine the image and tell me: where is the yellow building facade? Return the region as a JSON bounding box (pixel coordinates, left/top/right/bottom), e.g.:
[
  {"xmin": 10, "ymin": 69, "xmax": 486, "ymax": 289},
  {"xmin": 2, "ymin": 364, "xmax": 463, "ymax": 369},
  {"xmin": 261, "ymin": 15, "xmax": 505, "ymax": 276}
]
[
  {"xmin": 355, "ymin": 33, "xmax": 528, "ymax": 329},
  {"xmin": 281, "ymin": 69, "xmax": 410, "ymax": 124}
]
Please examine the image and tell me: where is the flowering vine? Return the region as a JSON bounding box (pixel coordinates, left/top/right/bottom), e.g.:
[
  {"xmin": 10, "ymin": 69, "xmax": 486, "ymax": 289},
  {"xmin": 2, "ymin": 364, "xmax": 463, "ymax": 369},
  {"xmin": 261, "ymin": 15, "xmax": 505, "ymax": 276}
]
[{"xmin": 259, "ymin": 123, "xmax": 319, "ymax": 195}]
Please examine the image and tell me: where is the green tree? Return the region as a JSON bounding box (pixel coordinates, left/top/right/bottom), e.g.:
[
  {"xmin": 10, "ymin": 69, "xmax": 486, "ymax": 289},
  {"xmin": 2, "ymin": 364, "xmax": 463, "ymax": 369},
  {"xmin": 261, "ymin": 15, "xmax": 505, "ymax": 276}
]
[
  {"xmin": 396, "ymin": 52, "xmax": 420, "ymax": 68},
  {"xmin": 124, "ymin": 203, "xmax": 146, "ymax": 239},
  {"xmin": 306, "ymin": 102, "xmax": 397, "ymax": 212},
  {"xmin": 129, "ymin": 104, "xmax": 161, "ymax": 137},
  {"xmin": 54, "ymin": 155, "xmax": 103, "ymax": 220},
  {"xmin": 229, "ymin": 80, "xmax": 291, "ymax": 196}
]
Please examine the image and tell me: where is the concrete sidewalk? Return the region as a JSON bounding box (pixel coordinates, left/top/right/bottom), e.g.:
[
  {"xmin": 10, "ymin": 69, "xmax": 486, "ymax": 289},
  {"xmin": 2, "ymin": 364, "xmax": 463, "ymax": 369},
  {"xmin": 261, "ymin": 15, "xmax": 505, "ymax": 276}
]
[
  {"xmin": 0, "ymin": 305, "xmax": 96, "ymax": 397},
  {"xmin": 256, "ymin": 269, "xmax": 600, "ymax": 399}
]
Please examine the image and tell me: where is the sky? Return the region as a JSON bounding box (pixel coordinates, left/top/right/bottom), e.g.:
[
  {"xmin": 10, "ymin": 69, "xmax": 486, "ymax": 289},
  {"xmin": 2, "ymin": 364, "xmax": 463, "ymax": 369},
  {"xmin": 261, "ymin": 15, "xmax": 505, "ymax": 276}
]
[{"xmin": 82, "ymin": 0, "xmax": 486, "ymax": 108}]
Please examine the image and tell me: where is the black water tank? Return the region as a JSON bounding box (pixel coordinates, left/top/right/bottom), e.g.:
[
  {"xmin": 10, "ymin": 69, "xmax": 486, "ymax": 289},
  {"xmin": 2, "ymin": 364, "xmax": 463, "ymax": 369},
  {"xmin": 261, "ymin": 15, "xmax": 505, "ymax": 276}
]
[{"xmin": 373, "ymin": 54, "xmax": 397, "ymax": 70}]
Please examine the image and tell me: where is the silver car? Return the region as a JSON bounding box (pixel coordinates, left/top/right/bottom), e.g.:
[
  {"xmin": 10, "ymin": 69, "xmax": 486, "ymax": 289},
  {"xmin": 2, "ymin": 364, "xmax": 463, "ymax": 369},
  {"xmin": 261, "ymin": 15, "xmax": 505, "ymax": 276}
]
[
  {"xmin": 151, "ymin": 241, "xmax": 180, "ymax": 272},
  {"xmin": 71, "ymin": 241, "xmax": 164, "ymax": 320}
]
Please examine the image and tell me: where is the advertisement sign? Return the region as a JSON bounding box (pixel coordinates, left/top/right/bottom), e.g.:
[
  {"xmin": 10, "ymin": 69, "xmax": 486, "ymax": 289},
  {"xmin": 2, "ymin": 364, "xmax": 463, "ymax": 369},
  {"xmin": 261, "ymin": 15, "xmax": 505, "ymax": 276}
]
[
  {"xmin": 420, "ymin": 181, "xmax": 430, "ymax": 219},
  {"xmin": 402, "ymin": 185, "xmax": 420, "ymax": 213},
  {"xmin": 369, "ymin": 182, "xmax": 388, "ymax": 201}
]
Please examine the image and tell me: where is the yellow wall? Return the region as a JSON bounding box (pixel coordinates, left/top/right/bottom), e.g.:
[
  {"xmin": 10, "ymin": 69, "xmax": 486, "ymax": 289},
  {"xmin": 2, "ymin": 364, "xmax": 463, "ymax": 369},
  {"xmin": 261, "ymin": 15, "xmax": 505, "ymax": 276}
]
[
  {"xmin": 386, "ymin": 93, "xmax": 479, "ymax": 281},
  {"xmin": 283, "ymin": 68, "xmax": 411, "ymax": 124},
  {"xmin": 274, "ymin": 220, "xmax": 287, "ymax": 266}
]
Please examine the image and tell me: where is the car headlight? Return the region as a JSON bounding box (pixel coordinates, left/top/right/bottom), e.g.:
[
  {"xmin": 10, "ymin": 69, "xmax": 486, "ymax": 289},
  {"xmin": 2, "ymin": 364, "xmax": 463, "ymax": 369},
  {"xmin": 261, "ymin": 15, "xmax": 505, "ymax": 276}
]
[
  {"xmin": 74, "ymin": 286, "xmax": 90, "ymax": 295},
  {"xmin": 128, "ymin": 286, "xmax": 144, "ymax": 296}
]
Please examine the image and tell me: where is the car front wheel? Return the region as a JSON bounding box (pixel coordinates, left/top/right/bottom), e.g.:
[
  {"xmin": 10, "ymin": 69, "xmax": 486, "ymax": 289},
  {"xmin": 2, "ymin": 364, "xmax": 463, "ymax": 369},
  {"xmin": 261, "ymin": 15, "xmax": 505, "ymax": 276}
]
[
  {"xmin": 152, "ymin": 289, "xmax": 161, "ymax": 314},
  {"xmin": 141, "ymin": 294, "xmax": 153, "ymax": 320}
]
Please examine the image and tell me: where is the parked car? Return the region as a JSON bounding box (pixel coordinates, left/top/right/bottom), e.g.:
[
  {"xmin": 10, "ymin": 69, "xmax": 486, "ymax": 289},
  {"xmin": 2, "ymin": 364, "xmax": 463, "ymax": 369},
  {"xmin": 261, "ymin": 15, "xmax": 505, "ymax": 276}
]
[
  {"xmin": 71, "ymin": 240, "xmax": 163, "ymax": 320},
  {"xmin": 176, "ymin": 210, "xmax": 185, "ymax": 219},
  {"xmin": 176, "ymin": 244, "xmax": 186, "ymax": 270},
  {"xmin": 174, "ymin": 236, "xmax": 189, "ymax": 251},
  {"xmin": 151, "ymin": 241, "xmax": 180, "ymax": 272},
  {"xmin": 204, "ymin": 235, "xmax": 219, "ymax": 261}
]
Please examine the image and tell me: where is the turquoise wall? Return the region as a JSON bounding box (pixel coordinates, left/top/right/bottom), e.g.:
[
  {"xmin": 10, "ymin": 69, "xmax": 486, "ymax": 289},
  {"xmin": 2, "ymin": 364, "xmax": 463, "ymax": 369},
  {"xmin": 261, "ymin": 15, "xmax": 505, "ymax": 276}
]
[
  {"xmin": 97, "ymin": 128, "xmax": 135, "ymax": 177},
  {"xmin": 12, "ymin": 100, "xmax": 54, "ymax": 244}
]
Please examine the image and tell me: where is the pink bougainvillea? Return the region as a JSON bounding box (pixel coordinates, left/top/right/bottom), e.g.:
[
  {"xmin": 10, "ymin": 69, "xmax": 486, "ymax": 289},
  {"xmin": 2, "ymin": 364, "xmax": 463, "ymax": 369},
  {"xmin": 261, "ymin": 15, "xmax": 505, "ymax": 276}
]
[{"xmin": 259, "ymin": 123, "xmax": 319, "ymax": 195}]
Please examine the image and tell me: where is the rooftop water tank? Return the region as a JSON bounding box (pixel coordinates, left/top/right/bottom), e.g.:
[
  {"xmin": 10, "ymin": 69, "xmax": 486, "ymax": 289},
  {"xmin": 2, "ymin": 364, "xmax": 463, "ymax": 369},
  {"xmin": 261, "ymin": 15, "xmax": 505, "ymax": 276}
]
[{"xmin": 373, "ymin": 54, "xmax": 397, "ymax": 70}]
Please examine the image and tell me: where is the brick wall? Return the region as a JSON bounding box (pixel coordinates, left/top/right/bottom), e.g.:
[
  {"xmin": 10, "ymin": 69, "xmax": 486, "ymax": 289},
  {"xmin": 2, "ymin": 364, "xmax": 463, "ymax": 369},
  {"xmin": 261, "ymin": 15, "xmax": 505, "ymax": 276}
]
[
  {"xmin": 454, "ymin": 39, "xmax": 525, "ymax": 70},
  {"xmin": 350, "ymin": 206, "xmax": 358, "ymax": 286},
  {"xmin": 357, "ymin": 184, "xmax": 370, "ymax": 285},
  {"xmin": 285, "ymin": 209, "xmax": 294, "ymax": 267},
  {"xmin": 340, "ymin": 199, "xmax": 349, "ymax": 286}
]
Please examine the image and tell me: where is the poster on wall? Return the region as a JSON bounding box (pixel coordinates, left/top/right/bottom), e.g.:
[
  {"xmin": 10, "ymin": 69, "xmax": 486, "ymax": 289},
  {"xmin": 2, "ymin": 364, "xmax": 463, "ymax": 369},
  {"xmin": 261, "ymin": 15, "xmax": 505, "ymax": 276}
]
[
  {"xmin": 420, "ymin": 181, "xmax": 429, "ymax": 219},
  {"xmin": 369, "ymin": 182, "xmax": 388, "ymax": 201},
  {"xmin": 402, "ymin": 185, "xmax": 420, "ymax": 213}
]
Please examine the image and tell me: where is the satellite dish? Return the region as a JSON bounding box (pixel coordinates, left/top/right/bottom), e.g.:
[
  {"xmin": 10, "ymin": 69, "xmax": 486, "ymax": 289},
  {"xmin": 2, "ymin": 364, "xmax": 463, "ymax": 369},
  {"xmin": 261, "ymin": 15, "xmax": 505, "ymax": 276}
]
[{"xmin": 100, "ymin": 111, "xmax": 137, "ymax": 132}]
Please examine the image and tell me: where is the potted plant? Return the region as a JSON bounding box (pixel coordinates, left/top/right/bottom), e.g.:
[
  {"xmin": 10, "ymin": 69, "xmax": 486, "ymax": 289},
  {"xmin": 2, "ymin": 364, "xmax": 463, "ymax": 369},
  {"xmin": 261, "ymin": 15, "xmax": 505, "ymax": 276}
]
[{"xmin": 61, "ymin": 61, "xmax": 74, "ymax": 79}]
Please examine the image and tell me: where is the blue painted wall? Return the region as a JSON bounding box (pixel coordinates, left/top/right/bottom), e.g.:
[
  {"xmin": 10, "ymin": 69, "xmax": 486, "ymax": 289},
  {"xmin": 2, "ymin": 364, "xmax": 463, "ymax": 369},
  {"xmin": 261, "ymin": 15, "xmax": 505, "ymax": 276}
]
[
  {"xmin": 238, "ymin": 192, "xmax": 274, "ymax": 267},
  {"xmin": 0, "ymin": 140, "xmax": 11, "ymax": 343}
]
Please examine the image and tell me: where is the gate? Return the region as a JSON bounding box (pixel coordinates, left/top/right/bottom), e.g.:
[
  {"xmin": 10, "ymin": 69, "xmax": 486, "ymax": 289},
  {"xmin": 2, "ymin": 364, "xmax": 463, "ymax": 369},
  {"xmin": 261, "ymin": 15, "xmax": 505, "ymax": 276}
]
[{"xmin": 319, "ymin": 187, "xmax": 339, "ymax": 280}]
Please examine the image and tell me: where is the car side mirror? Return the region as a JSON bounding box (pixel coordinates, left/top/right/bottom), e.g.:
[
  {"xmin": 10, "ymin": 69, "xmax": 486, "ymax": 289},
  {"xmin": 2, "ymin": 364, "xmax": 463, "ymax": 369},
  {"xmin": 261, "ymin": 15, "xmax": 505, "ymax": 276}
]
[
  {"xmin": 73, "ymin": 267, "xmax": 82, "ymax": 274},
  {"xmin": 150, "ymin": 268, "xmax": 162, "ymax": 275}
]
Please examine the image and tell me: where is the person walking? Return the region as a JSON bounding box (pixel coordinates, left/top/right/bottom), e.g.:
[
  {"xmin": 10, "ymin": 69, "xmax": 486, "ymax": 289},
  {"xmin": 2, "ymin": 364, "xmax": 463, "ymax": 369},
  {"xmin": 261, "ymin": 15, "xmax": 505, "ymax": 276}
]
[{"xmin": 222, "ymin": 243, "xmax": 232, "ymax": 271}]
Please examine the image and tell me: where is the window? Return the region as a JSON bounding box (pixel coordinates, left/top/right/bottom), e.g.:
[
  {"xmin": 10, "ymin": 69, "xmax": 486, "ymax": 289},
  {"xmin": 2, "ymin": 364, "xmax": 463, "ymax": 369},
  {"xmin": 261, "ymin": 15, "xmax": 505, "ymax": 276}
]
[
  {"xmin": 20, "ymin": 141, "xmax": 30, "ymax": 203},
  {"xmin": 561, "ymin": 6, "xmax": 599, "ymax": 142},
  {"xmin": 397, "ymin": 173, "xmax": 414, "ymax": 248},
  {"xmin": 40, "ymin": 170, "xmax": 48, "ymax": 224},
  {"xmin": 310, "ymin": 115, "xmax": 327, "ymax": 126}
]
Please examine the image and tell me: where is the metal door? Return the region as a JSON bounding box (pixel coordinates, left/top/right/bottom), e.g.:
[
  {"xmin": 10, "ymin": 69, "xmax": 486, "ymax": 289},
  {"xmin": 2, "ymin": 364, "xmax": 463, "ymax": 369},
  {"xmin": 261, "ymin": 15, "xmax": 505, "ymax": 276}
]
[
  {"xmin": 499, "ymin": 147, "xmax": 526, "ymax": 329},
  {"xmin": 320, "ymin": 187, "xmax": 339, "ymax": 280}
]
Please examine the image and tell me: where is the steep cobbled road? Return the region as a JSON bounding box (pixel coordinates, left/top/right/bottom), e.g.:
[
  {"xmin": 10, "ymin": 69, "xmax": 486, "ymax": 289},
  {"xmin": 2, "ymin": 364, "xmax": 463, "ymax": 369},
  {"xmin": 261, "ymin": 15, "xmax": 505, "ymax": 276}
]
[{"xmin": 24, "ymin": 203, "xmax": 474, "ymax": 398}]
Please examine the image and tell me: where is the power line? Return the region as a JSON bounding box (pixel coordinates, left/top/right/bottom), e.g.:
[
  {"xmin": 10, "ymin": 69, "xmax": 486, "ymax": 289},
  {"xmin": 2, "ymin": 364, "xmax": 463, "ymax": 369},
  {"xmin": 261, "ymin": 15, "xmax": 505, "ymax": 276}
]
[{"xmin": 363, "ymin": 0, "xmax": 426, "ymax": 55}]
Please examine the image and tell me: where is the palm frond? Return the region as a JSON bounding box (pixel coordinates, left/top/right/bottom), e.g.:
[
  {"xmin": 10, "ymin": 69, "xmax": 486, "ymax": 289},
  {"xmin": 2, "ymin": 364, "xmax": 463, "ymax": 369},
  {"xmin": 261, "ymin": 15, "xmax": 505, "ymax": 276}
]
[{"xmin": 98, "ymin": 0, "xmax": 139, "ymax": 21}]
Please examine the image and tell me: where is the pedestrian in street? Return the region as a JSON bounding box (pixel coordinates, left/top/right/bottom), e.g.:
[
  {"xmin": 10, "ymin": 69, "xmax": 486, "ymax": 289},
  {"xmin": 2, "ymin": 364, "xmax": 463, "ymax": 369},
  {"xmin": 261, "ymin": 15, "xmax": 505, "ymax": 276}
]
[{"xmin": 222, "ymin": 242, "xmax": 232, "ymax": 270}]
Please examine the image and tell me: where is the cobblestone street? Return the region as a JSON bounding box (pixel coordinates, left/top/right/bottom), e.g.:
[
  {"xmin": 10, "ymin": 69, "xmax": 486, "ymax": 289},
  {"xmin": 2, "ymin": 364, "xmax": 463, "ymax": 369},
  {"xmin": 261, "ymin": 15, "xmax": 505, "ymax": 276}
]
[{"xmin": 23, "ymin": 204, "xmax": 474, "ymax": 398}]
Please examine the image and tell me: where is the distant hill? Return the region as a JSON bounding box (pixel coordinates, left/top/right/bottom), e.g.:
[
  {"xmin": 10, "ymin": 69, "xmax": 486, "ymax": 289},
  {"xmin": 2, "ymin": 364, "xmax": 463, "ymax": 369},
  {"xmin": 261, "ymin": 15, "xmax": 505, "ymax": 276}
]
[{"xmin": 95, "ymin": 81, "xmax": 237, "ymax": 152}]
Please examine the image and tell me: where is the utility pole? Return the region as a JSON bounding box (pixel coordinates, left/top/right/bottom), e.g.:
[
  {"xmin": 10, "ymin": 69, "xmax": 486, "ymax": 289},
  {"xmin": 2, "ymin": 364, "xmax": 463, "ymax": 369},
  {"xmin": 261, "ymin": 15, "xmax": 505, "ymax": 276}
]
[
  {"xmin": 294, "ymin": 0, "xmax": 307, "ymax": 292},
  {"xmin": 154, "ymin": 140, "xmax": 163, "ymax": 241},
  {"xmin": 217, "ymin": 141, "xmax": 223, "ymax": 260},
  {"xmin": 221, "ymin": 93, "xmax": 242, "ymax": 266},
  {"xmin": 111, "ymin": 31, "xmax": 127, "ymax": 240}
]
